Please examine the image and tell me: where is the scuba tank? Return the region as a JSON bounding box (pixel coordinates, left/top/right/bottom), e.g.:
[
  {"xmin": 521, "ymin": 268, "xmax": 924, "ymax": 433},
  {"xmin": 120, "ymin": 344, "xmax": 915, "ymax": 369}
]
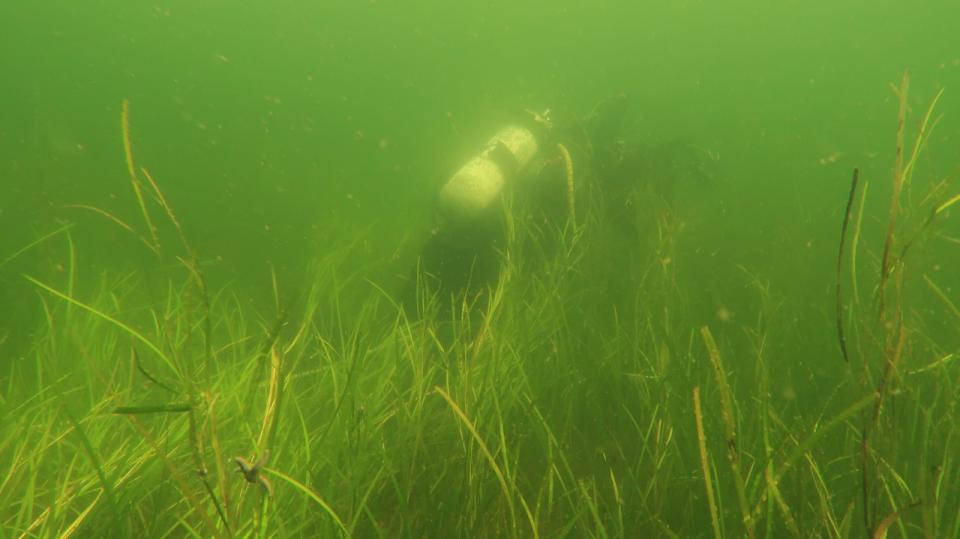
[{"xmin": 437, "ymin": 110, "xmax": 552, "ymax": 222}]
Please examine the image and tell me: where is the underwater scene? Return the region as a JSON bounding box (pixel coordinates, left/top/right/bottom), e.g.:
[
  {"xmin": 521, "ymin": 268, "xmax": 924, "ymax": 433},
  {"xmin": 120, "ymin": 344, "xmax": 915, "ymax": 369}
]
[{"xmin": 2, "ymin": 1, "xmax": 959, "ymax": 537}]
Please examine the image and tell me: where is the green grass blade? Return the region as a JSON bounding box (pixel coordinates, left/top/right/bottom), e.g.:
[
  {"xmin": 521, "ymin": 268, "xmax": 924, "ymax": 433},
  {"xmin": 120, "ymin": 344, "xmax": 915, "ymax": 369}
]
[{"xmin": 23, "ymin": 274, "xmax": 179, "ymax": 378}]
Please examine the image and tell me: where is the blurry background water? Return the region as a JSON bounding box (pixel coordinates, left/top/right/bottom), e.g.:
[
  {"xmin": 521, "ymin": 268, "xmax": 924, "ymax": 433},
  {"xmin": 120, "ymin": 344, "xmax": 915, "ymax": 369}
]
[{"xmin": 2, "ymin": 0, "xmax": 959, "ymax": 404}]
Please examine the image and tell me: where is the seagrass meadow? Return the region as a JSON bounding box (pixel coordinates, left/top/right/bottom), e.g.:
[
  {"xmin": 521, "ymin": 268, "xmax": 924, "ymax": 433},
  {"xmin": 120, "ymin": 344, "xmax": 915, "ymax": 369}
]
[{"xmin": 2, "ymin": 2, "xmax": 960, "ymax": 538}]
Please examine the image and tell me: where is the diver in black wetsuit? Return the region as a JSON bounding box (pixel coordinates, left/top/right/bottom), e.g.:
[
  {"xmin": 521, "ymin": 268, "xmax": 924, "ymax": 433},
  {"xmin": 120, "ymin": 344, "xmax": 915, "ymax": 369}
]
[{"xmin": 405, "ymin": 93, "xmax": 716, "ymax": 316}]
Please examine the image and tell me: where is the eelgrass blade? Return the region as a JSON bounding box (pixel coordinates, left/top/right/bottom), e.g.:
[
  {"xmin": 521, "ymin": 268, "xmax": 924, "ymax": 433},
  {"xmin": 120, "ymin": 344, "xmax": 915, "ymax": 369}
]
[
  {"xmin": 63, "ymin": 204, "xmax": 158, "ymax": 255},
  {"xmin": 205, "ymin": 393, "xmax": 233, "ymax": 532},
  {"xmin": 557, "ymin": 142, "xmax": 576, "ymax": 228},
  {"xmin": 934, "ymin": 192, "xmax": 960, "ymax": 216},
  {"xmin": 59, "ymin": 400, "xmax": 123, "ymax": 531},
  {"xmin": 850, "ymin": 180, "xmax": 869, "ymax": 307},
  {"xmin": 907, "ymin": 353, "xmax": 955, "ymax": 375},
  {"xmin": 693, "ymin": 387, "xmax": 722, "ymax": 539},
  {"xmin": 256, "ymin": 345, "xmax": 283, "ymax": 452},
  {"xmin": 923, "ymin": 275, "xmax": 960, "ymax": 322},
  {"xmin": 836, "ymin": 168, "xmax": 859, "ymax": 363},
  {"xmin": 878, "ymin": 71, "xmax": 910, "ymax": 320},
  {"xmin": 124, "ymin": 415, "xmax": 222, "ymax": 538},
  {"xmin": 263, "ymin": 467, "xmax": 350, "ymax": 537},
  {"xmin": 133, "ymin": 345, "xmax": 177, "ymax": 393},
  {"xmin": 347, "ymin": 466, "xmax": 385, "ymax": 535},
  {"xmin": 577, "ymin": 479, "xmax": 608, "ymax": 539},
  {"xmin": 121, "ymin": 99, "xmax": 160, "ymax": 254},
  {"xmin": 753, "ymin": 392, "xmax": 879, "ymax": 517},
  {"xmin": 435, "ymin": 385, "xmax": 520, "ymax": 536},
  {"xmin": 59, "ymin": 490, "xmax": 103, "ymax": 539},
  {"xmin": 113, "ymin": 403, "xmax": 191, "ymax": 414},
  {"xmin": 700, "ymin": 326, "xmax": 754, "ymax": 538},
  {"xmin": 23, "ymin": 274, "xmax": 179, "ymax": 378},
  {"xmin": 242, "ymin": 306, "xmax": 289, "ymax": 420},
  {"xmin": 0, "ymin": 222, "xmax": 73, "ymax": 270},
  {"xmin": 899, "ymin": 87, "xmax": 945, "ymax": 187},
  {"xmin": 141, "ymin": 165, "xmax": 214, "ymax": 367},
  {"xmin": 872, "ymin": 502, "xmax": 922, "ymax": 539},
  {"xmin": 878, "ymin": 77, "xmax": 943, "ymax": 322}
]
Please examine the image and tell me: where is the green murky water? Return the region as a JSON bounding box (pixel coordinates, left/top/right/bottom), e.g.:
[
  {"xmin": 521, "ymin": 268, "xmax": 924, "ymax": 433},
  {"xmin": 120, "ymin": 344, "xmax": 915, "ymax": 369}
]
[{"xmin": 2, "ymin": 2, "xmax": 959, "ymax": 537}]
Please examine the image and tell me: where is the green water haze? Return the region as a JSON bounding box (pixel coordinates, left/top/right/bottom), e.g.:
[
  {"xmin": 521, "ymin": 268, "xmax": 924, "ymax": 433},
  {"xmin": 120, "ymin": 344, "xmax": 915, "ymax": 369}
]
[{"xmin": 2, "ymin": 1, "xmax": 959, "ymax": 537}]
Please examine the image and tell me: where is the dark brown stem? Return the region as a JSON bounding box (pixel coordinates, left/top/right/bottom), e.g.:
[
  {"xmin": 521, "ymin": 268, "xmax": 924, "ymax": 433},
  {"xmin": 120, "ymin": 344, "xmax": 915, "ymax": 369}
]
[{"xmin": 836, "ymin": 168, "xmax": 859, "ymax": 362}]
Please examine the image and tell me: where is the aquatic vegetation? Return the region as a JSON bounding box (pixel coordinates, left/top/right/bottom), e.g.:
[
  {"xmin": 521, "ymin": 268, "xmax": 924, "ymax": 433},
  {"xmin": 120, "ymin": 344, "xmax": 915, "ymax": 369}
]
[
  {"xmin": 848, "ymin": 73, "xmax": 956, "ymax": 538},
  {"xmin": 1, "ymin": 82, "xmax": 958, "ymax": 539}
]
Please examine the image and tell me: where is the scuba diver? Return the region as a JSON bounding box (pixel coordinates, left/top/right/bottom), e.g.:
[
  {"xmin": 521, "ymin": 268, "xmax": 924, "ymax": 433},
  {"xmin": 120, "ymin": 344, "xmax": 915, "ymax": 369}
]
[
  {"xmin": 406, "ymin": 104, "xmax": 569, "ymax": 313},
  {"xmin": 406, "ymin": 93, "xmax": 716, "ymax": 315}
]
